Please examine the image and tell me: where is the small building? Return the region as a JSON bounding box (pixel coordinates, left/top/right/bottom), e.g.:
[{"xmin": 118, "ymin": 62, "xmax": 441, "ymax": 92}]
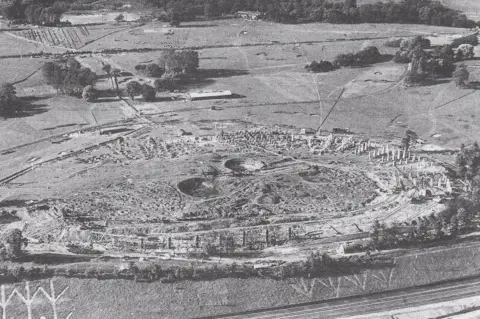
[
  {"xmin": 187, "ymin": 90, "xmax": 233, "ymax": 101},
  {"xmin": 236, "ymin": 11, "xmax": 263, "ymax": 20}
]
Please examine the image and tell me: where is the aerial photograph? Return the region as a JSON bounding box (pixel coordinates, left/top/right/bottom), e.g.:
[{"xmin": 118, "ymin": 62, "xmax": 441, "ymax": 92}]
[{"xmin": 0, "ymin": 0, "xmax": 480, "ymax": 318}]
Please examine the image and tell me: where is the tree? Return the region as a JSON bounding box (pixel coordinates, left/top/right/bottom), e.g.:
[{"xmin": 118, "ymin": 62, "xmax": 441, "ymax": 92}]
[
  {"xmin": 453, "ymin": 64, "xmax": 469, "ymax": 87},
  {"xmin": 154, "ymin": 72, "xmax": 179, "ymax": 92},
  {"xmin": 115, "ymin": 14, "xmax": 125, "ymax": 22},
  {"xmin": 456, "ymin": 44, "xmax": 475, "ymax": 61},
  {"xmin": 403, "ymin": 130, "xmax": 418, "ymax": 152},
  {"xmin": 393, "ymin": 50, "xmax": 411, "ymax": 63},
  {"xmin": 2, "ymin": 229, "xmax": 24, "ymax": 260},
  {"xmin": 355, "ymin": 46, "xmax": 381, "ymax": 65},
  {"xmin": 401, "ymin": 36, "xmax": 431, "ymax": 51},
  {"xmin": 205, "ymin": 0, "xmax": 221, "ymax": 18},
  {"xmin": 112, "ymin": 68, "xmax": 121, "ymax": 93},
  {"xmin": 169, "ymin": 10, "xmax": 182, "ymax": 27},
  {"xmin": 144, "ymin": 63, "xmax": 165, "ymax": 77},
  {"xmin": 82, "ymin": 85, "xmax": 97, "ymax": 102},
  {"xmin": 126, "ymin": 81, "xmax": 142, "ymax": 100},
  {"xmin": 305, "ymin": 60, "xmax": 335, "ymax": 73},
  {"xmin": 159, "ymin": 50, "xmax": 199, "ymax": 74},
  {"xmin": 0, "ymin": 83, "xmax": 18, "ymax": 116},
  {"xmin": 231, "ymin": 0, "xmax": 246, "ymax": 14},
  {"xmin": 219, "ymin": 0, "xmax": 233, "ymax": 14},
  {"xmin": 452, "ymin": 34, "xmax": 479, "ymax": 48},
  {"xmin": 334, "ymin": 53, "xmax": 356, "ymax": 66},
  {"xmin": 141, "ymin": 84, "xmax": 156, "ymax": 101},
  {"xmin": 102, "ymin": 63, "xmax": 114, "ymax": 90},
  {"xmin": 370, "ymin": 219, "xmax": 383, "ymax": 247}
]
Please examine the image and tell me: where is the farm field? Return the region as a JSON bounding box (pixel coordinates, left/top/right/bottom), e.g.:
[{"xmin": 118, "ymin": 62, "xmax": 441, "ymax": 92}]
[{"xmin": 80, "ymin": 19, "xmax": 474, "ymax": 52}]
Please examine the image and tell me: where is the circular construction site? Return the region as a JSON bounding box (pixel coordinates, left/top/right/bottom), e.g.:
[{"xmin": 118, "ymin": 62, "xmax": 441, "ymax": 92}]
[
  {"xmin": 224, "ymin": 158, "xmax": 266, "ymax": 173},
  {"xmin": 177, "ymin": 177, "xmax": 220, "ymax": 198}
]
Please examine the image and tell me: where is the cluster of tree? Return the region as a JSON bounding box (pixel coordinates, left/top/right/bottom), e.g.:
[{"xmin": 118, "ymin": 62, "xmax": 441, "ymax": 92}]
[
  {"xmin": 158, "ymin": 49, "xmax": 199, "ymax": 74},
  {"xmin": 369, "ymin": 203, "xmax": 475, "ymax": 250},
  {"xmin": 125, "ymin": 81, "xmax": 156, "ymax": 101},
  {"xmin": 141, "ymin": 0, "xmax": 478, "ymax": 27},
  {"xmin": 456, "ymin": 142, "xmax": 480, "ymax": 180},
  {"xmin": 393, "ymin": 36, "xmax": 469, "ymax": 85},
  {"xmin": 42, "ymin": 59, "xmax": 97, "ymax": 97},
  {"xmin": 1, "ymin": 0, "xmax": 67, "ymax": 26},
  {"xmin": 0, "ymin": 83, "xmax": 19, "ymax": 117},
  {"xmin": 305, "ymin": 60, "xmax": 335, "ymax": 73},
  {"xmin": 333, "ymin": 46, "xmax": 382, "ymax": 67},
  {"xmin": 452, "ymin": 34, "xmax": 479, "ymax": 48},
  {"xmin": 134, "ymin": 63, "xmax": 165, "ymax": 78}
]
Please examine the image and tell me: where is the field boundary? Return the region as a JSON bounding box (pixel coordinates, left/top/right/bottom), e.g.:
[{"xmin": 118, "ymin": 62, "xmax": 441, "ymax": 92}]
[{"xmin": 0, "ymin": 34, "xmax": 430, "ymax": 59}]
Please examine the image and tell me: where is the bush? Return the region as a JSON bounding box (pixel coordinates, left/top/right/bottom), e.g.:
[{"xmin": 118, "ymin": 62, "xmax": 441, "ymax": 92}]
[
  {"xmin": 2, "ymin": 229, "xmax": 24, "ymax": 260},
  {"xmin": 154, "ymin": 72, "xmax": 180, "ymax": 92},
  {"xmin": 305, "ymin": 60, "xmax": 335, "ymax": 72},
  {"xmin": 456, "ymin": 44, "xmax": 475, "ymax": 61},
  {"xmin": 141, "ymin": 84, "xmax": 156, "ymax": 101},
  {"xmin": 393, "ymin": 50, "xmax": 411, "ymax": 63},
  {"xmin": 355, "ymin": 46, "xmax": 381, "ymax": 64},
  {"xmin": 453, "ymin": 64, "xmax": 470, "ymax": 87},
  {"xmin": 144, "ymin": 63, "xmax": 165, "ymax": 77},
  {"xmin": 334, "ymin": 53, "xmax": 356, "ymax": 66},
  {"xmin": 82, "ymin": 85, "xmax": 97, "ymax": 102},
  {"xmin": 400, "ymin": 36, "xmax": 431, "ymax": 51},
  {"xmin": 126, "ymin": 81, "xmax": 142, "ymax": 100},
  {"xmin": 385, "ymin": 37, "xmax": 403, "ymax": 48}
]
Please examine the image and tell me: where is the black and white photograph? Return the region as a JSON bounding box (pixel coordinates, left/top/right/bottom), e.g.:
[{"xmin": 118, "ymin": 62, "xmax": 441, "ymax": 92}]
[{"xmin": 0, "ymin": 0, "xmax": 479, "ymax": 318}]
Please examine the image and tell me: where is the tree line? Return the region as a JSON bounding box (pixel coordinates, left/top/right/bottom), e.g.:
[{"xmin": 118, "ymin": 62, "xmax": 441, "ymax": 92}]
[
  {"xmin": 0, "ymin": 0, "xmax": 68, "ymax": 26},
  {"xmin": 142, "ymin": 0, "xmax": 478, "ymax": 28},
  {"xmin": 306, "ymin": 46, "xmax": 384, "ymax": 73},
  {"xmin": 3, "ymin": 0, "xmax": 479, "ymax": 28}
]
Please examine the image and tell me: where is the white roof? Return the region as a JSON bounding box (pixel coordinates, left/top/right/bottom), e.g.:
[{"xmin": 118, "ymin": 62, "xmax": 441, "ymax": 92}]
[{"xmin": 188, "ymin": 90, "xmax": 232, "ymax": 98}]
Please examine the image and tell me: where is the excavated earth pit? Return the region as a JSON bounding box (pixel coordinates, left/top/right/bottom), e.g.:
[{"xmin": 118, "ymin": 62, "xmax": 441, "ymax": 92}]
[
  {"xmin": 224, "ymin": 158, "xmax": 266, "ymax": 172},
  {"xmin": 177, "ymin": 177, "xmax": 220, "ymax": 198}
]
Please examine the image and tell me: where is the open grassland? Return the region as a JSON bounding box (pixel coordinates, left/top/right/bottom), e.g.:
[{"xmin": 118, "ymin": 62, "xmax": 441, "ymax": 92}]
[
  {"xmin": 81, "ymin": 19, "xmax": 473, "ymax": 52},
  {"xmin": 0, "ymin": 58, "xmax": 46, "ymax": 84},
  {"xmin": 0, "ymin": 33, "xmax": 64, "ymax": 56}
]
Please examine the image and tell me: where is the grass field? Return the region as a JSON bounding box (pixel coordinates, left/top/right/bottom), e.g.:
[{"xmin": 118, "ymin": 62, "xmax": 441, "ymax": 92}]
[{"xmin": 3, "ymin": 241, "xmax": 480, "ymax": 319}]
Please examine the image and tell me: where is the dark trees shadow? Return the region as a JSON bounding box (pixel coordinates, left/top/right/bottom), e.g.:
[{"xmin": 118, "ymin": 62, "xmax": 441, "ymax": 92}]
[
  {"xmin": 177, "ymin": 24, "xmax": 220, "ymax": 28},
  {"xmin": 196, "ymin": 69, "xmax": 250, "ymax": 78},
  {"xmin": 0, "ymin": 96, "xmax": 49, "ymax": 119}
]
